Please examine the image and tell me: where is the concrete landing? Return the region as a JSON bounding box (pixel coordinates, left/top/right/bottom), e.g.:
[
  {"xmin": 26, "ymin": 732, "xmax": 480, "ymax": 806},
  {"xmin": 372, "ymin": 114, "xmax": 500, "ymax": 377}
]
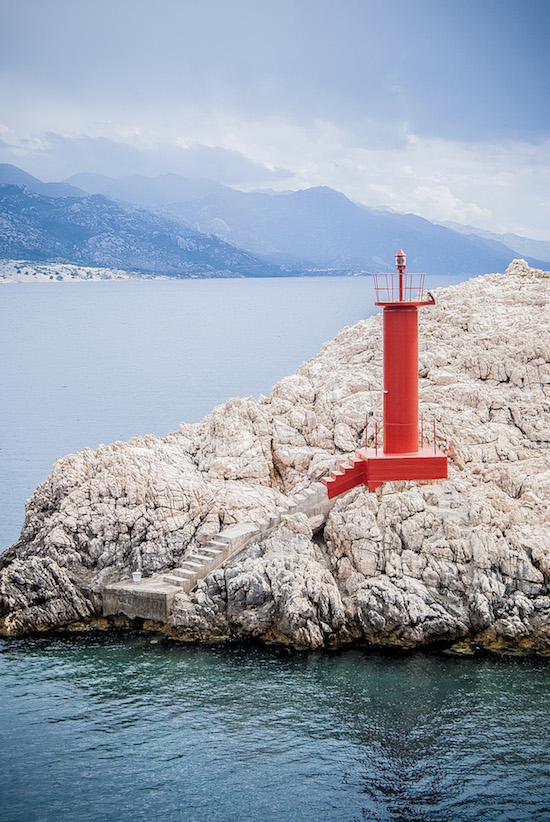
[{"xmin": 103, "ymin": 575, "xmax": 181, "ymax": 622}]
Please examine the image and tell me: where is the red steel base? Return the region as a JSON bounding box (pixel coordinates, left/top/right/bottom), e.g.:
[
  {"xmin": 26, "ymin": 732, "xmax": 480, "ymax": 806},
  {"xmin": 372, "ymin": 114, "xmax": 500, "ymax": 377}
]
[{"xmin": 322, "ymin": 446, "xmax": 448, "ymax": 499}]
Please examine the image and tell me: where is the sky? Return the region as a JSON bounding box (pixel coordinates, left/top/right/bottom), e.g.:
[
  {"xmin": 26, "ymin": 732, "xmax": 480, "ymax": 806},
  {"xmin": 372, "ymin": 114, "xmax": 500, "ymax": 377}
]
[{"xmin": 0, "ymin": 0, "xmax": 549, "ymax": 239}]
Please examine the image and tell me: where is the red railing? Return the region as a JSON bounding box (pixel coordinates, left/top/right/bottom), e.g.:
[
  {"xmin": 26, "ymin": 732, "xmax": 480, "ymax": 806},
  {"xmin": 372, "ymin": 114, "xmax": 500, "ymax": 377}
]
[
  {"xmin": 373, "ymin": 271, "xmax": 427, "ymax": 303},
  {"xmin": 366, "ymin": 414, "xmax": 440, "ymax": 455}
]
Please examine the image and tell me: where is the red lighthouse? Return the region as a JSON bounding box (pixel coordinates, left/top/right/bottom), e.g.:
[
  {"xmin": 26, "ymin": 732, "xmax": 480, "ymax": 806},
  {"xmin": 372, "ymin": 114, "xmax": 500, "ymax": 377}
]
[{"xmin": 322, "ymin": 250, "xmax": 447, "ymax": 498}]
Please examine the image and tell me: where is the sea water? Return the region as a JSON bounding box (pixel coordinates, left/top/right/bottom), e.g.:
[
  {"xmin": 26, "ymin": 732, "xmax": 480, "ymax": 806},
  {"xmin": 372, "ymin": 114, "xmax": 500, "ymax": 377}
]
[
  {"xmin": 1, "ymin": 637, "xmax": 549, "ymax": 821},
  {"xmin": 1, "ymin": 276, "xmax": 549, "ymax": 821}
]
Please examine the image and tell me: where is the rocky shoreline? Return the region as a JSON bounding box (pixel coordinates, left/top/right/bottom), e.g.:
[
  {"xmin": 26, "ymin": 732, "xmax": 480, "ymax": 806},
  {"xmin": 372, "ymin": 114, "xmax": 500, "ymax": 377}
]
[
  {"xmin": 1, "ymin": 260, "xmax": 549, "ymax": 655},
  {"xmin": 0, "ymin": 259, "xmax": 158, "ymax": 282}
]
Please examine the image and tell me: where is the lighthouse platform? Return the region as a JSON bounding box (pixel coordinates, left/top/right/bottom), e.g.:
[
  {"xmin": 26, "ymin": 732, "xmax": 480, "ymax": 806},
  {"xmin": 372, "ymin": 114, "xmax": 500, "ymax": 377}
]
[{"xmin": 322, "ymin": 445, "xmax": 448, "ymax": 498}]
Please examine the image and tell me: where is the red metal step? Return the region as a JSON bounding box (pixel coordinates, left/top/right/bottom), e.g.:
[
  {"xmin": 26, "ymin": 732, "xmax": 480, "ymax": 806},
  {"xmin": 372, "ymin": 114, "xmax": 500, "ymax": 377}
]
[{"xmin": 322, "ymin": 455, "xmax": 365, "ymax": 499}]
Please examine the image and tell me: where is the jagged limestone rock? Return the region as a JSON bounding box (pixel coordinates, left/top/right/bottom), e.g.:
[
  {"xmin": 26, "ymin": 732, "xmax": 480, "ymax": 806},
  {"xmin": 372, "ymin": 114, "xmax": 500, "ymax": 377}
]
[{"xmin": 1, "ymin": 260, "xmax": 549, "ymax": 653}]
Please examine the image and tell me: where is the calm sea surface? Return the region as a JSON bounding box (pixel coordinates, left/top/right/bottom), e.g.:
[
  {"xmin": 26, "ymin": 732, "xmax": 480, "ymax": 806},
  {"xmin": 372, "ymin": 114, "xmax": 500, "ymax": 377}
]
[
  {"xmin": 1, "ymin": 276, "xmax": 549, "ymax": 822},
  {"xmin": 1, "ymin": 637, "xmax": 550, "ymax": 822}
]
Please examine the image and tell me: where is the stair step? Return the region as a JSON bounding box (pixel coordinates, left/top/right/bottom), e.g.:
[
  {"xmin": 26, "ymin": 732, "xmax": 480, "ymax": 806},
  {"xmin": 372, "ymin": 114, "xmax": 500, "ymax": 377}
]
[
  {"xmin": 206, "ymin": 539, "xmax": 230, "ymax": 550},
  {"xmin": 181, "ymin": 560, "xmax": 204, "ymax": 571},
  {"xmin": 258, "ymin": 517, "xmax": 276, "ymax": 531},
  {"xmin": 170, "ymin": 568, "xmax": 195, "ymax": 579},
  {"xmin": 200, "ymin": 547, "xmax": 223, "ymax": 557},
  {"xmin": 189, "ymin": 553, "xmax": 212, "ymax": 563},
  {"xmin": 163, "ymin": 574, "xmax": 189, "ymax": 586}
]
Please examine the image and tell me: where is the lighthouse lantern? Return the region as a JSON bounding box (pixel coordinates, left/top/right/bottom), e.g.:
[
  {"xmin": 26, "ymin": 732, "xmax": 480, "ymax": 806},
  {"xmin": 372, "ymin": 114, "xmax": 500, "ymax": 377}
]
[{"xmin": 395, "ymin": 249, "xmax": 407, "ymax": 272}]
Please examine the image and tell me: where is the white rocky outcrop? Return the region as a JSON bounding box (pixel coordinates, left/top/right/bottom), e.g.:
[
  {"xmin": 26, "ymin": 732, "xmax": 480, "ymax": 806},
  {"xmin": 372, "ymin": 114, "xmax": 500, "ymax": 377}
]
[
  {"xmin": 0, "ymin": 259, "xmax": 152, "ymax": 282},
  {"xmin": 1, "ymin": 260, "xmax": 549, "ymax": 654}
]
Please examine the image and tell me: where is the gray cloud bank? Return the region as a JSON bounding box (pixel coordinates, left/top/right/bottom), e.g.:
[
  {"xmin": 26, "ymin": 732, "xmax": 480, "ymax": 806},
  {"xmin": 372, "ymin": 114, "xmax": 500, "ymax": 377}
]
[
  {"xmin": 0, "ymin": 0, "xmax": 549, "ymax": 238},
  {"xmin": 0, "ymin": 133, "xmax": 291, "ymax": 185}
]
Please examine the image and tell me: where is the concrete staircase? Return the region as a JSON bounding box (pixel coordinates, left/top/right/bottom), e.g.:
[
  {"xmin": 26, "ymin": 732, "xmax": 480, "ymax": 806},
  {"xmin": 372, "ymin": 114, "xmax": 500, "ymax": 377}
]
[
  {"xmin": 102, "ymin": 478, "xmax": 336, "ymax": 623},
  {"xmin": 162, "ymin": 522, "xmax": 259, "ymax": 592},
  {"xmin": 161, "ymin": 482, "xmax": 333, "ymax": 593}
]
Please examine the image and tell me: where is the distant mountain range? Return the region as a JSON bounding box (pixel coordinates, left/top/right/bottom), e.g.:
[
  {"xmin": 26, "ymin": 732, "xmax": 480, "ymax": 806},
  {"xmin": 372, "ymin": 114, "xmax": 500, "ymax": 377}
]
[
  {"xmin": 1, "ymin": 163, "xmax": 548, "ymax": 277},
  {"xmin": 0, "ymin": 163, "xmax": 86, "ymax": 199},
  {"xmin": 0, "ymin": 176, "xmax": 284, "ymax": 278},
  {"xmin": 439, "ymin": 220, "xmax": 550, "ymax": 265}
]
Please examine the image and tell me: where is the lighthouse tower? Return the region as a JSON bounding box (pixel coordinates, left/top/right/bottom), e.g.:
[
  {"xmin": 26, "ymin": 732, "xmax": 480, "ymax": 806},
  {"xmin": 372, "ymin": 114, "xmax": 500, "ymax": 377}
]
[{"xmin": 322, "ymin": 250, "xmax": 447, "ymax": 498}]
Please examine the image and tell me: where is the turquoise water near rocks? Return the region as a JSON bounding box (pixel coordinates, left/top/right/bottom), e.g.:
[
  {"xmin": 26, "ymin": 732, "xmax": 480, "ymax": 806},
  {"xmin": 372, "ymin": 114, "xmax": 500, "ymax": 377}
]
[
  {"xmin": 2, "ymin": 274, "xmax": 549, "ymax": 821},
  {"xmin": 1, "ymin": 636, "xmax": 549, "ymax": 822}
]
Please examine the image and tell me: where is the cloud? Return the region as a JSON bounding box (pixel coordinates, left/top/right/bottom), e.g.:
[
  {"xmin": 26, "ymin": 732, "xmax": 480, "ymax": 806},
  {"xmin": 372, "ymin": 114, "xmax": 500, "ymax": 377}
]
[
  {"xmin": 411, "ymin": 184, "xmax": 493, "ymax": 226},
  {"xmin": 1, "ymin": 107, "xmax": 550, "ymax": 239},
  {"xmin": 0, "ymin": 130, "xmax": 292, "ymax": 185},
  {"xmin": 0, "ymin": 1, "xmax": 549, "ymax": 238},
  {"xmin": 172, "ymin": 142, "xmax": 291, "ymax": 184},
  {"xmin": 2, "ymin": 0, "xmax": 549, "ymax": 145},
  {"xmin": 1, "ymin": 114, "xmax": 549, "ymax": 239},
  {"xmin": 221, "ymin": 117, "xmax": 550, "ymax": 239}
]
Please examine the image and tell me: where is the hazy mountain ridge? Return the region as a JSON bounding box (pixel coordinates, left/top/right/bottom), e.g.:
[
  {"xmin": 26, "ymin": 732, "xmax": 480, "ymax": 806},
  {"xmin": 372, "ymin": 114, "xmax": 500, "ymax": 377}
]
[
  {"xmin": 65, "ymin": 170, "xmax": 232, "ymax": 207},
  {"xmin": 63, "ymin": 170, "xmax": 550, "ymax": 275},
  {"xmin": 440, "ymin": 220, "xmax": 550, "ymax": 263},
  {"xmin": 0, "ymin": 182, "xmax": 288, "ymax": 277},
  {"xmin": 168, "ymin": 186, "xmax": 550, "ymax": 275},
  {"xmin": 1, "ymin": 164, "xmax": 549, "ymax": 277},
  {"xmin": 0, "ymin": 163, "xmax": 86, "ymax": 198}
]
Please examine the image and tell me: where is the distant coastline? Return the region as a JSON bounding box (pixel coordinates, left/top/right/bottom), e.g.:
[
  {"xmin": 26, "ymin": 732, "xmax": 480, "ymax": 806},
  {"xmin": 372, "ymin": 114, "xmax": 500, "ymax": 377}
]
[
  {"xmin": 0, "ymin": 258, "xmax": 372, "ymax": 283},
  {"xmin": 0, "ymin": 259, "xmax": 167, "ymax": 283}
]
